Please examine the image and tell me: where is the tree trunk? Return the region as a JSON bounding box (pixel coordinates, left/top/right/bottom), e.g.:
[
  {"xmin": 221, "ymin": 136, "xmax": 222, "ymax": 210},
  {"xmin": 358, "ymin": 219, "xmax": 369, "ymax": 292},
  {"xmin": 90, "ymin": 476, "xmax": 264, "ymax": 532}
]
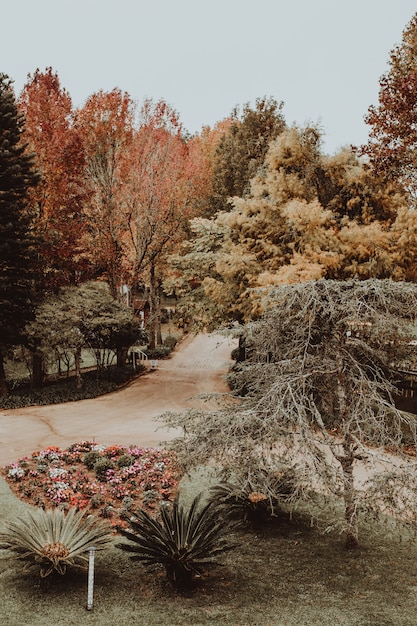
[
  {"xmin": 74, "ymin": 347, "xmax": 83, "ymax": 389},
  {"xmin": 117, "ymin": 346, "xmax": 128, "ymax": 368},
  {"xmin": 31, "ymin": 352, "xmax": 44, "ymax": 388},
  {"xmin": 156, "ymin": 280, "xmax": 163, "ymax": 346},
  {"xmin": 335, "ymin": 340, "xmax": 359, "ymax": 549},
  {"xmin": 148, "ymin": 262, "xmax": 157, "ymax": 350},
  {"xmin": 0, "ymin": 351, "xmax": 8, "ymax": 397},
  {"xmin": 340, "ymin": 448, "xmax": 359, "ymax": 550}
]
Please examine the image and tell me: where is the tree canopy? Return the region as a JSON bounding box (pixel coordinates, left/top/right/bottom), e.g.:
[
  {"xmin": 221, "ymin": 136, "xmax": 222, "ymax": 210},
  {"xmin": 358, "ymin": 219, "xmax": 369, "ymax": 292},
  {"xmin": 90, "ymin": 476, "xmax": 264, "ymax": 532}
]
[
  {"xmin": 205, "ymin": 96, "xmax": 286, "ymax": 216},
  {"xmin": 24, "ymin": 281, "xmax": 143, "ymax": 387},
  {"xmin": 19, "ymin": 68, "xmax": 92, "ymax": 289},
  {"xmin": 362, "ymin": 12, "xmax": 417, "ymax": 205},
  {"xmin": 171, "ymin": 126, "xmax": 408, "ymax": 329}
]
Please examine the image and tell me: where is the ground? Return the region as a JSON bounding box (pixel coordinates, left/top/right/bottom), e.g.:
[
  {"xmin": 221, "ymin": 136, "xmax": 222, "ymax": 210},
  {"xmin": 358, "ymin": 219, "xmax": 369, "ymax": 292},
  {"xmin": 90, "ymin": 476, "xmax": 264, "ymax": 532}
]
[{"xmin": 0, "ymin": 333, "xmax": 236, "ymax": 466}]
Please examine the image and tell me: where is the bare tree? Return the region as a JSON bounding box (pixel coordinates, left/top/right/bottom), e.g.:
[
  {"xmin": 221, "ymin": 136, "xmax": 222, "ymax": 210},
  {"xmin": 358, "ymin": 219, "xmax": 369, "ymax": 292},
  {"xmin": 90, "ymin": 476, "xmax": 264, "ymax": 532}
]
[{"xmin": 162, "ymin": 279, "xmax": 417, "ymax": 548}]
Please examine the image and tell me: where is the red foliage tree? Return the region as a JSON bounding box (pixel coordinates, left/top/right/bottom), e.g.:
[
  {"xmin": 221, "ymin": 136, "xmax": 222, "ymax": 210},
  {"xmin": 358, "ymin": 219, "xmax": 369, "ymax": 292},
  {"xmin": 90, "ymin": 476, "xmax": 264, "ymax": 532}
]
[
  {"xmin": 75, "ymin": 88, "xmax": 135, "ymax": 298},
  {"xmin": 19, "ymin": 68, "xmax": 92, "ymax": 289},
  {"xmin": 362, "ymin": 13, "xmax": 417, "ymax": 204},
  {"xmin": 122, "ymin": 99, "xmax": 209, "ymax": 347}
]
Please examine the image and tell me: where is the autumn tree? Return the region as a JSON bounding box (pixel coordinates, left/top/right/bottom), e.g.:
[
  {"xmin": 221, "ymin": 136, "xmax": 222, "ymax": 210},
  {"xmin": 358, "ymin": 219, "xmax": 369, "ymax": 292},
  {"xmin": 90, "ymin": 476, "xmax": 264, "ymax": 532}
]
[
  {"xmin": 0, "ymin": 74, "xmax": 40, "ymax": 395},
  {"xmin": 19, "ymin": 68, "xmax": 92, "ymax": 289},
  {"xmin": 162, "ymin": 279, "xmax": 417, "ymax": 549},
  {"xmin": 75, "ymin": 88, "xmax": 135, "ymax": 298},
  {"xmin": 122, "ymin": 99, "xmax": 206, "ymax": 348},
  {"xmin": 172, "ymin": 126, "xmax": 404, "ymax": 328},
  {"xmin": 361, "ymin": 12, "xmax": 417, "ymax": 204}
]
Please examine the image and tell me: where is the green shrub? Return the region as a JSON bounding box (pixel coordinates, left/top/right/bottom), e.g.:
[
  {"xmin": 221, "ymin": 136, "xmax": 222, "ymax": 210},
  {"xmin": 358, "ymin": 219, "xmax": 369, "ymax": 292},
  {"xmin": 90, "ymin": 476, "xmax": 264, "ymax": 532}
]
[
  {"xmin": 144, "ymin": 345, "xmax": 171, "ymax": 360},
  {"xmin": 142, "ymin": 489, "xmax": 160, "ymax": 506},
  {"xmin": 94, "ymin": 458, "xmax": 115, "ymax": 481},
  {"xmin": 117, "ymin": 493, "xmax": 237, "ymax": 590},
  {"xmin": 116, "ymin": 454, "xmax": 134, "ymax": 468},
  {"xmin": 163, "ymin": 335, "xmax": 178, "ymax": 350},
  {"xmin": 83, "ymin": 451, "xmax": 102, "ymax": 470},
  {"xmin": 0, "ymin": 507, "xmax": 112, "ymax": 578},
  {"xmin": 121, "ymin": 496, "xmax": 134, "ymax": 511},
  {"xmin": 90, "ymin": 494, "xmax": 106, "ymax": 509},
  {"xmin": 0, "ymin": 366, "xmax": 140, "ymax": 410}
]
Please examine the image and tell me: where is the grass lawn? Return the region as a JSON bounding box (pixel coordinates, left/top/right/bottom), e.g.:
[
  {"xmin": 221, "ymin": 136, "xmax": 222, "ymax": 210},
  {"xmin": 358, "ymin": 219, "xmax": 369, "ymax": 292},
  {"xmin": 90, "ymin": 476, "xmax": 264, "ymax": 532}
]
[{"xmin": 1, "ymin": 467, "xmax": 417, "ymax": 626}]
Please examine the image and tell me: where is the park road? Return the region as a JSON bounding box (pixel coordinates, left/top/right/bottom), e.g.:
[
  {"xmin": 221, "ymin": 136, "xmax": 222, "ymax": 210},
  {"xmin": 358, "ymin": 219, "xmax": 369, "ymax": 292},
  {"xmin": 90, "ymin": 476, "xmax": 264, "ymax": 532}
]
[{"xmin": 0, "ymin": 333, "xmax": 237, "ymax": 465}]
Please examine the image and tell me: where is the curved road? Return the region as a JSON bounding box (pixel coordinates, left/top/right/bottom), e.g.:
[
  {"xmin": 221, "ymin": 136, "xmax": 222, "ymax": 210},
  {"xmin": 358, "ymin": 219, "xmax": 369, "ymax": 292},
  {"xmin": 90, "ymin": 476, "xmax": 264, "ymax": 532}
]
[{"xmin": 0, "ymin": 333, "xmax": 237, "ymax": 465}]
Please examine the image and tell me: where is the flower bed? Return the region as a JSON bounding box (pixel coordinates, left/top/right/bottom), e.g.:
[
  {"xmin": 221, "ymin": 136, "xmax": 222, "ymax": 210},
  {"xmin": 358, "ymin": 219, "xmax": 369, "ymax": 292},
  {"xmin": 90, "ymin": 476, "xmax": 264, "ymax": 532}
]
[{"xmin": 2, "ymin": 441, "xmax": 180, "ymax": 530}]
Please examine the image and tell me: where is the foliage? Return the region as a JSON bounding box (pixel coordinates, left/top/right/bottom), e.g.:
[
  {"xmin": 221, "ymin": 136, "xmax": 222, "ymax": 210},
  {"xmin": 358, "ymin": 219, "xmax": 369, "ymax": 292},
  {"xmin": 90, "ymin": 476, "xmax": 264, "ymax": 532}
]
[
  {"xmin": 161, "ymin": 279, "xmax": 417, "ymax": 548},
  {"xmin": 83, "ymin": 451, "xmax": 102, "ymax": 470},
  {"xmin": 94, "ymin": 458, "xmax": 116, "ymax": 482},
  {"xmin": 19, "ymin": 68, "xmax": 93, "ymax": 288},
  {"xmin": 75, "ymin": 87, "xmax": 135, "ymax": 298},
  {"xmin": 2, "ymin": 471, "xmax": 417, "ymax": 625},
  {"xmin": 117, "ymin": 493, "xmax": 237, "ymax": 589},
  {"xmin": 361, "ymin": 12, "xmax": 417, "ymax": 204},
  {"xmin": 0, "ymin": 74, "xmax": 40, "ymax": 395},
  {"xmin": 0, "ymin": 506, "xmax": 112, "ymax": 578},
  {"xmin": 122, "ymin": 99, "xmax": 207, "ymax": 349},
  {"xmin": 0, "ymin": 365, "xmax": 141, "ymax": 410},
  {"xmin": 2, "ymin": 442, "xmax": 180, "ymax": 529},
  {"xmin": 171, "ymin": 126, "xmax": 407, "ymax": 329},
  {"xmin": 24, "ymin": 281, "xmax": 143, "ymax": 387},
  {"xmin": 143, "ymin": 345, "xmax": 172, "ymax": 360},
  {"xmin": 206, "ymin": 96, "xmax": 286, "ymax": 216},
  {"xmin": 210, "ymin": 468, "xmax": 296, "ymax": 524}
]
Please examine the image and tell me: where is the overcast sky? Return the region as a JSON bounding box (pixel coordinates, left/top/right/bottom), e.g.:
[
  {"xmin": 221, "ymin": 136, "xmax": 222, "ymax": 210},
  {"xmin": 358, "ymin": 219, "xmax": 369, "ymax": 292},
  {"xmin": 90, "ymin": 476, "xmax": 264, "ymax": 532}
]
[{"xmin": 2, "ymin": 1, "xmax": 416, "ymax": 154}]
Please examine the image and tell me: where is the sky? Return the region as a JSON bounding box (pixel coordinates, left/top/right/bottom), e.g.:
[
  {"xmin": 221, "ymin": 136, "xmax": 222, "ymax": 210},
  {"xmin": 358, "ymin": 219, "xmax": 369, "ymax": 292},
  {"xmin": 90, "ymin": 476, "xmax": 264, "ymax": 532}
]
[{"xmin": 2, "ymin": 0, "xmax": 417, "ymax": 154}]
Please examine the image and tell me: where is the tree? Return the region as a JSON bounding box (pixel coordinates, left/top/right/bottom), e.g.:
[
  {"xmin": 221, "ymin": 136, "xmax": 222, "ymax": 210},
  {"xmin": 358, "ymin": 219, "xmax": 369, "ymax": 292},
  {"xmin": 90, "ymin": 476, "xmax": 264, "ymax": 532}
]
[
  {"xmin": 122, "ymin": 99, "xmax": 205, "ymax": 348},
  {"xmin": 162, "ymin": 279, "xmax": 417, "ymax": 549},
  {"xmin": 19, "ymin": 68, "xmax": 92, "ymax": 289},
  {"xmin": 77, "ymin": 281, "xmax": 143, "ymax": 369},
  {"xmin": 206, "ymin": 97, "xmax": 286, "ymax": 216},
  {"xmin": 361, "ymin": 12, "xmax": 417, "ymax": 204},
  {"xmin": 172, "ymin": 126, "xmax": 403, "ymax": 329},
  {"xmin": 0, "ymin": 74, "xmax": 40, "ymax": 396},
  {"xmin": 24, "ymin": 281, "xmax": 142, "ymax": 388},
  {"xmin": 75, "ymin": 88, "xmax": 135, "ymax": 298}
]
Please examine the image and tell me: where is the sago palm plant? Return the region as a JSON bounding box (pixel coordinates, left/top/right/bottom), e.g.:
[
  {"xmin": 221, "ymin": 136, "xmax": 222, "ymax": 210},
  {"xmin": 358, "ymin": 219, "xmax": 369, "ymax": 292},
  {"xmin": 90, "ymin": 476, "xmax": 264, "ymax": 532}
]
[
  {"xmin": 117, "ymin": 493, "xmax": 237, "ymax": 589},
  {"xmin": 0, "ymin": 507, "xmax": 112, "ymax": 578},
  {"xmin": 210, "ymin": 468, "xmax": 296, "ymax": 524}
]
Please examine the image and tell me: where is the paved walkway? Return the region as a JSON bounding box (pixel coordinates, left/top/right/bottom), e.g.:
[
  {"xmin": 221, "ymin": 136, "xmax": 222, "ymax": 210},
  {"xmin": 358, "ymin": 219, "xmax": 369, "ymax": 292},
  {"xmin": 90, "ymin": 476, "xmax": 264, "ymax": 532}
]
[{"xmin": 0, "ymin": 333, "xmax": 237, "ymax": 465}]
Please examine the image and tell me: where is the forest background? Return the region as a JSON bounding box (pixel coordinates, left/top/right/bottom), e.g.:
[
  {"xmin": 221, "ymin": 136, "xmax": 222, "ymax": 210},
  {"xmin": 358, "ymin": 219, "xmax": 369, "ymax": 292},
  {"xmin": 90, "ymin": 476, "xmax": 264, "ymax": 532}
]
[{"xmin": 3, "ymin": 10, "xmax": 417, "ymax": 392}]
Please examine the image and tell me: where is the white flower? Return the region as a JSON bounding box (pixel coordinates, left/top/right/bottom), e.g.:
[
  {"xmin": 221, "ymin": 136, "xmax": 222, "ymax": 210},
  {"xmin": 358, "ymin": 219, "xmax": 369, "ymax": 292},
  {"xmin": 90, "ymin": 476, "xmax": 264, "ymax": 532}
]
[
  {"xmin": 49, "ymin": 467, "xmax": 67, "ymax": 479},
  {"xmin": 7, "ymin": 466, "xmax": 24, "ymax": 480}
]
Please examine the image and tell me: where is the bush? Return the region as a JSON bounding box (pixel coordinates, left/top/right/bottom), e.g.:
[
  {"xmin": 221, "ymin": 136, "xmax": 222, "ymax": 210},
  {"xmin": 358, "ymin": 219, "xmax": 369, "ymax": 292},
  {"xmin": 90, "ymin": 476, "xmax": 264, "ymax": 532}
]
[
  {"xmin": 117, "ymin": 493, "xmax": 237, "ymax": 590},
  {"xmin": 94, "ymin": 458, "xmax": 116, "ymax": 482},
  {"xmin": 83, "ymin": 451, "xmax": 102, "ymax": 470},
  {"xmin": 144, "ymin": 346, "xmax": 171, "ymax": 360},
  {"xmin": 0, "ymin": 366, "xmax": 140, "ymax": 410},
  {"xmin": 116, "ymin": 454, "xmax": 134, "ymax": 468},
  {"xmin": 163, "ymin": 335, "xmax": 178, "ymax": 350},
  {"xmin": 0, "ymin": 507, "xmax": 112, "ymax": 578},
  {"xmin": 210, "ymin": 469, "xmax": 296, "ymax": 524}
]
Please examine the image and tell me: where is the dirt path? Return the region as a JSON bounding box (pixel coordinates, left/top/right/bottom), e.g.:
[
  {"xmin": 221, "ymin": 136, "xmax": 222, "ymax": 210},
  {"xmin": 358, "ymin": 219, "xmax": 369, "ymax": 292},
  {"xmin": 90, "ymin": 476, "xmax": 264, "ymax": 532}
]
[{"xmin": 0, "ymin": 333, "xmax": 237, "ymax": 466}]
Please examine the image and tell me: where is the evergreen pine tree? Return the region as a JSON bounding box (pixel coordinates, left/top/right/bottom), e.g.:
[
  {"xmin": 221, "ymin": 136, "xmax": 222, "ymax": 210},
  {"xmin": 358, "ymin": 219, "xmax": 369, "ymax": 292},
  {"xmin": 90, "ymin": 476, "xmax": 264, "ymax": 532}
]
[{"xmin": 0, "ymin": 74, "xmax": 40, "ymax": 395}]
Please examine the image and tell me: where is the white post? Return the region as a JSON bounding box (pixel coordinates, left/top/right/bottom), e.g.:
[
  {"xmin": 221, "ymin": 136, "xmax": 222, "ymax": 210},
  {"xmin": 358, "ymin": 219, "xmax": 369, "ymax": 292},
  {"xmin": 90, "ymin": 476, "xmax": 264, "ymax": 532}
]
[{"xmin": 86, "ymin": 546, "xmax": 96, "ymax": 611}]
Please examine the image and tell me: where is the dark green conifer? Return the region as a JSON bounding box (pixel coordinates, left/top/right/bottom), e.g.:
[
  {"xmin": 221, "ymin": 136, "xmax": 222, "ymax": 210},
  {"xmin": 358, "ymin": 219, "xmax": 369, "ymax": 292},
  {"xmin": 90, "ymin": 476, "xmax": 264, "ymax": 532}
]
[{"xmin": 0, "ymin": 74, "xmax": 40, "ymax": 395}]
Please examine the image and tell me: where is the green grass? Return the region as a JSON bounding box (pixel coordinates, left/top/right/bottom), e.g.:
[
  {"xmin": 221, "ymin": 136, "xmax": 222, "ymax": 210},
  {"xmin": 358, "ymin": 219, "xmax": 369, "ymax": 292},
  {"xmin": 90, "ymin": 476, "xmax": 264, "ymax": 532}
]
[{"xmin": 1, "ymin": 468, "xmax": 417, "ymax": 625}]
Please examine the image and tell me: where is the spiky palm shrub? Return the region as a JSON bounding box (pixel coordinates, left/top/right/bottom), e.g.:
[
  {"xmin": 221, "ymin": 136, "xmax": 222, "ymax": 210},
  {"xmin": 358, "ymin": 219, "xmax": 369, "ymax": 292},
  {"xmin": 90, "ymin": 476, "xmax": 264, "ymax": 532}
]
[
  {"xmin": 117, "ymin": 494, "xmax": 237, "ymax": 589},
  {"xmin": 0, "ymin": 507, "xmax": 112, "ymax": 578},
  {"xmin": 211, "ymin": 469, "xmax": 296, "ymax": 524}
]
